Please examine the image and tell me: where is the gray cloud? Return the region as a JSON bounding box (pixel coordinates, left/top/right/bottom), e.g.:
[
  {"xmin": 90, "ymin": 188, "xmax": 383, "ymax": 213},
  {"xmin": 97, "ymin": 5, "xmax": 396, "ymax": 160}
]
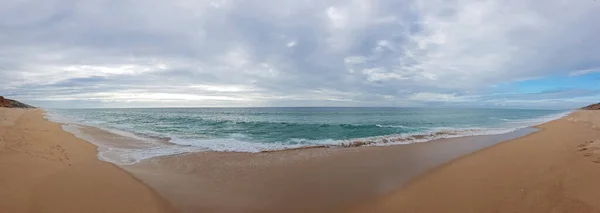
[{"xmin": 1, "ymin": 0, "xmax": 600, "ymax": 109}]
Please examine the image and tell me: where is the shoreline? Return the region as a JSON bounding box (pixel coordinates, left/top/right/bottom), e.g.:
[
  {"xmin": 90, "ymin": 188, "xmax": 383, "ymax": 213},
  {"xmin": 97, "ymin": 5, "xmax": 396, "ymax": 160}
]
[
  {"xmin": 0, "ymin": 108, "xmax": 176, "ymax": 213},
  {"xmin": 344, "ymin": 110, "xmax": 600, "ymax": 212},
  {"xmin": 5, "ymin": 107, "xmax": 595, "ymax": 213},
  {"xmin": 44, "ymin": 108, "xmax": 570, "ymax": 154},
  {"xmin": 346, "ymin": 121, "xmax": 553, "ymax": 204},
  {"xmin": 45, "ymin": 109, "xmax": 570, "ymax": 165},
  {"xmin": 120, "ymin": 126, "xmax": 539, "ymax": 212},
  {"xmin": 44, "ymin": 108, "xmax": 561, "ymax": 213}
]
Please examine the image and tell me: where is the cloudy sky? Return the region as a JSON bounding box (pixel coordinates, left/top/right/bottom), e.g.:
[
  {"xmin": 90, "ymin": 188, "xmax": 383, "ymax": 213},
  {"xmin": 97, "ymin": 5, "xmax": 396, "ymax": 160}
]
[{"xmin": 1, "ymin": 0, "xmax": 599, "ymax": 109}]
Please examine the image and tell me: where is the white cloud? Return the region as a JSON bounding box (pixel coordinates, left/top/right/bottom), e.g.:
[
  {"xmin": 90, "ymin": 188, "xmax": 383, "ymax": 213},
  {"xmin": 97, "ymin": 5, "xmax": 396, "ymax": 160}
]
[
  {"xmin": 189, "ymin": 84, "xmax": 254, "ymax": 93},
  {"xmin": 362, "ymin": 67, "xmax": 405, "ymax": 81},
  {"xmin": 569, "ymin": 67, "xmax": 600, "ymax": 76},
  {"xmin": 324, "ymin": 0, "xmax": 377, "ymax": 51},
  {"xmin": 348, "ymin": 0, "xmax": 599, "ymax": 90},
  {"xmin": 326, "ymin": 7, "xmax": 347, "ymax": 29},
  {"xmin": 0, "ymin": 0, "xmax": 599, "ymax": 108},
  {"xmin": 286, "ymin": 41, "xmax": 297, "ymax": 47},
  {"xmin": 408, "ymin": 92, "xmax": 473, "ymax": 102}
]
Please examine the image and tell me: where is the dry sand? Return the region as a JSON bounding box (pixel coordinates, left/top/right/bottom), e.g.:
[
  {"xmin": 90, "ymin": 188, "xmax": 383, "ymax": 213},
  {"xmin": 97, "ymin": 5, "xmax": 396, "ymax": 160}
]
[
  {"xmin": 0, "ymin": 108, "xmax": 176, "ymax": 213},
  {"xmin": 4, "ymin": 107, "xmax": 600, "ymax": 213},
  {"xmin": 345, "ymin": 110, "xmax": 600, "ymax": 213}
]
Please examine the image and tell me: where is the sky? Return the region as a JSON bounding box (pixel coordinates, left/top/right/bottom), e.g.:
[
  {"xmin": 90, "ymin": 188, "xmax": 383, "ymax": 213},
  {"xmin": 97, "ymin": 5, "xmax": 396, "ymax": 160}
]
[{"xmin": 1, "ymin": 0, "xmax": 599, "ymax": 109}]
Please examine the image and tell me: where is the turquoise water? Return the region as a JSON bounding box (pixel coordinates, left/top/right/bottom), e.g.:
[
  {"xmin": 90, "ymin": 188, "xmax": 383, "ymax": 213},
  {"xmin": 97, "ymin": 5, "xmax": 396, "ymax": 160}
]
[{"xmin": 46, "ymin": 107, "xmax": 568, "ymax": 164}]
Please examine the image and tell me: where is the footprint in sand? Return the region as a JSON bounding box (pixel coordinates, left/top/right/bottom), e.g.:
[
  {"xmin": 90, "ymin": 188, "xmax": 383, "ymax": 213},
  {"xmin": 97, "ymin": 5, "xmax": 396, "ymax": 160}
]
[
  {"xmin": 577, "ymin": 140, "xmax": 596, "ymax": 149},
  {"xmin": 578, "ymin": 140, "xmax": 600, "ymax": 163},
  {"xmin": 37, "ymin": 144, "xmax": 71, "ymax": 166}
]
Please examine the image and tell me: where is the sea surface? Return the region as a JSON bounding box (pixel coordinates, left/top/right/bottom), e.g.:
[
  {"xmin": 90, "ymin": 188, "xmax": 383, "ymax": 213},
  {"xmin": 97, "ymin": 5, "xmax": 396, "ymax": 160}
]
[{"xmin": 45, "ymin": 107, "xmax": 569, "ymax": 165}]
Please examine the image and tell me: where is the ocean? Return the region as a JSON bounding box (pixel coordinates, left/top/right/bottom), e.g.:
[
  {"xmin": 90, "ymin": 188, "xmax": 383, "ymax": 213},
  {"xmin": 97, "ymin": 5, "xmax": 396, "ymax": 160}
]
[{"xmin": 45, "ymin": 107, "xmax": 569, "ymax": 165}]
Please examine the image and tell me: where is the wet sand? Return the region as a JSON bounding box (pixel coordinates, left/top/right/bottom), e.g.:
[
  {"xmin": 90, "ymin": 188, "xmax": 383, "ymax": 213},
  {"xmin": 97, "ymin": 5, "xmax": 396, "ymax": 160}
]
[
  {"xmin": 120, "ymin": 126, "xmax": 536, "ymax": 213},
  {"xmin": 0, "ymin": 108, "xmax": 176, "ymax": 213},
  {"xmin": 6, "ymin": 107, "xmax": 599, "ymax": 213},
  {"xmin": 345, "ymin": 110, "xmax": 600, "ymax": 213}
]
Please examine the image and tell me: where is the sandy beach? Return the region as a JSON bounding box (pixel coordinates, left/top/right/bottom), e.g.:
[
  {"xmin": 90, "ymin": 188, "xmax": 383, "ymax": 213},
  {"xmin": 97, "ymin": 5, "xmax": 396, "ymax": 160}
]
[
  {"xmin": 2, "ymin": 0, "xmax": 598, "ymax": 212},
  {"xmin": 3, "ymin": 107, "xmax": 600, "ymax": 213},
  {"xmin": 0, "ymin": 108, "xmax": 176, "ymax": 213},
  {"xmin": 345, "ymin": 110, "xmax": 600, "ymax": 213}
]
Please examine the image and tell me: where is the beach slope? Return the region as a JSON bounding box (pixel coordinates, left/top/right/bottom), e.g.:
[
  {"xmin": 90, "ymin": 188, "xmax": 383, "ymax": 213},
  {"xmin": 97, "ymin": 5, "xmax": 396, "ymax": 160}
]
[
  {"xmin": 346, "ymin": 110, "xmax": 600, "ymax": 213},
  {"xmin": 0, "ymin": 108, "xmax": 175, "ymax": 213}
]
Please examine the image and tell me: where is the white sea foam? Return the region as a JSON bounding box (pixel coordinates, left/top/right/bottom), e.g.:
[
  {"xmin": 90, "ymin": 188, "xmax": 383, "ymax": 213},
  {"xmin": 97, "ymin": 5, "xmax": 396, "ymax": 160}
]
[
  {"xmin": 343, "ymin": 111, "xmax": 572, "ymax": 147},
  {"xmin": 44, "ymin": 110, "xmax": 78, "ymax": 124},
  {"xmin": 503, "ymin": 110, "xmax": 572, "ymax": 128},
  {"xmin": 375, "ymin": 124, "xmax": 412, "ymax": 128},
  {"xmin": 169, "ymin": 137, "xmax": 297, "ymax": 152},
  {"xmin": 58, "ymin": 123, "xmax": 204, "ymax": 165},
  {"xmin": 98, "ymin": 146, "xmax": 206, "ymax": 165}
]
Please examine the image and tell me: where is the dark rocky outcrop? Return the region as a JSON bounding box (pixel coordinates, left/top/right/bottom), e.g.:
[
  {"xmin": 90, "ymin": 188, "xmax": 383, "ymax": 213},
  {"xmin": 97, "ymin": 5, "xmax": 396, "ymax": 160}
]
[
  {"xmin": 0, "ymin": 96, "xmax": 35, "ymax": 108},
  {"xmin": 581, "ymin": 103, "xmax": 600, "ymax": 110},
  {"xmin": 0, "ymin": 96, "xmax": 11, "ymax": 107}
]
